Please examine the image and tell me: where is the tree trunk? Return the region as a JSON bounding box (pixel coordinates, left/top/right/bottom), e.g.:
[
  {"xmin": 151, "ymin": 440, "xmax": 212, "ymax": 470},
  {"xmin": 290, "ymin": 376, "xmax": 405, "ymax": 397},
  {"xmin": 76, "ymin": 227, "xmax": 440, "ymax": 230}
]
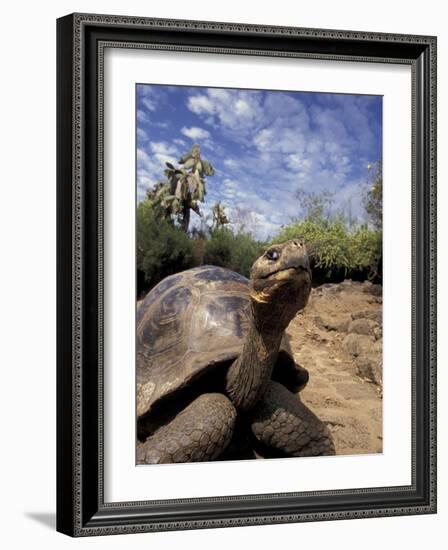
[{"xmin": 181, "ymin": 202, "xmax": 190, "ymax": 233}]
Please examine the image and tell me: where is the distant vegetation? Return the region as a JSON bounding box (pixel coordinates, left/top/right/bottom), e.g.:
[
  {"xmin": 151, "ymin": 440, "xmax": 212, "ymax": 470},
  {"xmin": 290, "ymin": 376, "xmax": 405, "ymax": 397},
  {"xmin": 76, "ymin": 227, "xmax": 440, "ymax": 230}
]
[
  {"xmin": 137, "ymin": 147, "xmax": 382, "ymax": 296},
  {"xmin": 273, "ymin": 219, "xmax": 381, "ymax": 284},
  {"xmin": 203, "ymin": 229, "xmax": 265, "ymax": 278},
  {"xmin": 137, "ymin": 200, "xmax": 195, "ymax": 290},
  {"xmin": 271, "ymin": 167, "xmax": 382, "ymax": 284}
]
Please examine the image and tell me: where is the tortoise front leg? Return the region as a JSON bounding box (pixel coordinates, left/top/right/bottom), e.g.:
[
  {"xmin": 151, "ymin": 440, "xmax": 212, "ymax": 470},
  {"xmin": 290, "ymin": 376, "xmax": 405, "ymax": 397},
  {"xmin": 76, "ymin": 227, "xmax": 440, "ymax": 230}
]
[
  {"xmin": 137, "ymin": 393, "xmax": 236, "ymax": 464},
  {"xmin": 249, "ymin": 381, "xmax": 335, "ymax": 457},
  {"xmin": 272, "ymin": 357, "xmax": 309, "ymax": 393}
]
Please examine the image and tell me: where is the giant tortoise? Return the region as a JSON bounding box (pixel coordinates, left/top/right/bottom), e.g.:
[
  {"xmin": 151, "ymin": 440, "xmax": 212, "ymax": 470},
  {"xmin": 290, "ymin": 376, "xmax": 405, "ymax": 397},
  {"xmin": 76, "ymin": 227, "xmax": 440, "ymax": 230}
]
[{"xmin": 137, "ymin": 239, "xmax": 335, "ymax": 463}]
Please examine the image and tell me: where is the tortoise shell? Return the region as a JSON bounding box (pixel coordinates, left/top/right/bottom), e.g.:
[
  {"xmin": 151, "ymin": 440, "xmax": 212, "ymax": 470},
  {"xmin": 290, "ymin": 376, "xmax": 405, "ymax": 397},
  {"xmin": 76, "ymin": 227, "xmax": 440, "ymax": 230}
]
[{"xmin": 136, "ymin": 265, "xmax": 294, "ymax": 418}]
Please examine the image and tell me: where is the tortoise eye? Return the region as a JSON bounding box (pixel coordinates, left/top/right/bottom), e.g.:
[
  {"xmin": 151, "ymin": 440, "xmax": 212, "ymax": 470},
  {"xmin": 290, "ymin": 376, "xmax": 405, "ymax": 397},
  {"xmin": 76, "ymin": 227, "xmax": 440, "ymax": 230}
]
[{"xmin": 266, "ymin": 249, "xmax": 280, "ymax": 261}]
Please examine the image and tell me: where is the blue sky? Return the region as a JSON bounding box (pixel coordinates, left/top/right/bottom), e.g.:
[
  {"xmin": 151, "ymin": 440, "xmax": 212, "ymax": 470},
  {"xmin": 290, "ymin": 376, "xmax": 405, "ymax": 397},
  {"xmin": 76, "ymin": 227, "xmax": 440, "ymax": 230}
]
[{"xmin": 136, "ymin": 84, "xmax": 382, "ymax": 240}]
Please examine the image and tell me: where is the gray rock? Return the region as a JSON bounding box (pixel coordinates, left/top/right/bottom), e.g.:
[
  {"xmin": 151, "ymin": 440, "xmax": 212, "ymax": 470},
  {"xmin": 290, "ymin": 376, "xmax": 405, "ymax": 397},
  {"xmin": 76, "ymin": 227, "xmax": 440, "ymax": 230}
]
[
  {"xmin": 340, "ymin": 279, "xmax": 363, "ymax": 291},
  {"xmin": 342, "ymin": 333, "xmax": 376, "ymax": 357},
  {"xmin": 362, "ymin": 282, "xmax": 382, "ymax": 297},
  {"xmin": 315, "ymin": 314, "xmax": 351, "ymax": 333},
  {"xmin": 351, "ymin": 309, "xmax": 382, "ymax": 324},
  {"xmin": 373, "ymin": 326, "xmax": 382, "ymax": 340},
  {"xmin": 370, "ymin": 284, "xmax": 382, "ymax": 297},
  {"xmin": 355, "ymin": 357, "xmax": 383, "ymax": 386},
  {"xmin": 347, "ymin": 318, "xmax": 378, "ymax": 337},
  {"xmin": 316, "ymin": 283, "xmax": 343, "ymax": 295}
]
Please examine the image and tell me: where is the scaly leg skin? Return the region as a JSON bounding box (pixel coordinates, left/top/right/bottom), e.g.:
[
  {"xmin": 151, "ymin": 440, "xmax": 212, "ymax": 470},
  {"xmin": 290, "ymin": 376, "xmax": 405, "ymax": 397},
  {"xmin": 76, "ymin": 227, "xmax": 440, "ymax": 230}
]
[
  {"xmin": 137, "ymin": 393, "xmax": 237, "ymax": 464},
  {"xmin": 249, "ymin": 381, "xmax": 335, "ymax": 457}
]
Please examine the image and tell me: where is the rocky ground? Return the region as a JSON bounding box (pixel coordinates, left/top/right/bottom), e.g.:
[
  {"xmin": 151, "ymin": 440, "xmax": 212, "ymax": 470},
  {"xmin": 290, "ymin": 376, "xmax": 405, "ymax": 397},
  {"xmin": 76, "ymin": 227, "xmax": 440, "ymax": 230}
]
[{"xmin": 287, "ymin": 279, "xmax": 383, "ymax": 456}]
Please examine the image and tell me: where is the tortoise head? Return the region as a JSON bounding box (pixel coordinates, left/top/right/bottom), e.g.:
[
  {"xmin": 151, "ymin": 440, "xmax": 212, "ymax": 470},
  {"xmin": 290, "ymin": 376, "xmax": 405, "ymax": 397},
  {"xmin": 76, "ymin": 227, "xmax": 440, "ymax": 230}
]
[{"xmin": 249, "ymin": 240, "xmax": 312, "ymax": 330}]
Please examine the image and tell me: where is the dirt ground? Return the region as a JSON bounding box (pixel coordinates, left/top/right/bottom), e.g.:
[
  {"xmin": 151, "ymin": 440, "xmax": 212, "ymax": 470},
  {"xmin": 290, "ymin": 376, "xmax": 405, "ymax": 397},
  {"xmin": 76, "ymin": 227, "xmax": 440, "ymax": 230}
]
[{"xmin": 287, "ymin": 279, "xmax": 383, "ymax": 456}]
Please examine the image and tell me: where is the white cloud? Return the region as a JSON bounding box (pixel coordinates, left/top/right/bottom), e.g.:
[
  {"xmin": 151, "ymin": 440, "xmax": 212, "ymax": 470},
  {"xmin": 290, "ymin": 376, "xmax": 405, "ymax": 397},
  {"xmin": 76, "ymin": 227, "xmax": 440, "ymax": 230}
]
[
  {"xmin": 174, "ymin": 138, "xmax": 187, "ymax": 147},
  {"xmin": 150, "ymin": 141, "xmax": 178, "ymax": 156},
  {"xmin": 137, "ymin": 127, "xmax": 149, "ymax": 142},
  {"xmin": 254, "ymin": 128, "xmax": 306, "ymax": 155},
  {"xmin": 285, "ymin": 154, "xmax": 312, "ymax": 171},
  {"xmin": 180, "ymin": 126, "xmax": 211, "ymax": 141},
  {"xmin": 253, "ymin": 129, "xmax": 273, "ymax": 151},
  {"xmin": 136, "ymin": 141, "xmax": 181, "ymax": 199},
  {"xmin": 141, "ymin": 97, "xmax": 156, "ymax": 112},
  {"xmin": 223, "ymin": 158, "xmax": 238, "ymax": 168},
  {"xmin": 153, "ymin": 121, "xmax": 170, "ymax": 129},
  {"xmin": 136, "ymin": 85, "xmax": 171, "ymax": 129},
  {"xmin": 187, "ymin": 89, "xmax": 264, "ymax": 136},
  {"xmin": 137, "ymin": 109, "xmax": 150, "ymax": 123},
  {"xmin": 204, "ymin": 171, "xmax": 304, "ymax": 240},
  {"xmin": 187, "ymin": 95, "xmax": 215, "ymax": 115}
]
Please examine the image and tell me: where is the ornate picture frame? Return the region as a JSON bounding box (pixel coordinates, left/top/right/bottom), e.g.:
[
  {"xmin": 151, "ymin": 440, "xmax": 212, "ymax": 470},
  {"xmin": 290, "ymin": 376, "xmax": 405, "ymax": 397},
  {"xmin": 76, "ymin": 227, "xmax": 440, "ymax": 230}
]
[{"xmin": 56, "ymin": 13, "xmax": 437, "ymax": 536}]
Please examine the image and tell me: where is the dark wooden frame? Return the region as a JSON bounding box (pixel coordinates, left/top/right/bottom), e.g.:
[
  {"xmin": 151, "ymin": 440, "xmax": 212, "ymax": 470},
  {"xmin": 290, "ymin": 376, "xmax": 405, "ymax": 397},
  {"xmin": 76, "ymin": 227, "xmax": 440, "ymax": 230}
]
[{"xmin": 57, "ymin": 13, "xmax": 437, "ymax": 537}]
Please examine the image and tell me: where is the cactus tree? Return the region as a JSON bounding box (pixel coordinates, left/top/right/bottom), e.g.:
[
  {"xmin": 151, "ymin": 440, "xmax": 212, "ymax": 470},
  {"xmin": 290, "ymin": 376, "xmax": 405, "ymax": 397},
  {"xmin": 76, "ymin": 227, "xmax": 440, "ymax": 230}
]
[{"xmin": 149, "ymin": 144, "xmax": 215, "ymax": 233}]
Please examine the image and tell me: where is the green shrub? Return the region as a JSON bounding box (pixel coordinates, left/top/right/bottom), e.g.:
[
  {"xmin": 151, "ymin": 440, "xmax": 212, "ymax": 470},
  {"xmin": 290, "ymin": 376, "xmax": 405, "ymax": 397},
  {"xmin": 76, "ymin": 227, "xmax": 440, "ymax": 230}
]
[
  {"xmin": 204, "ymin": 229, "xmax": 265, "ymax": 278},
  {"xmin": 203, "ymin": 229, "xmax": 233, "ymax": 268},
  {"xmin": 137, "ymin": 200, "xmax": 194, "ymax": 288},
  {"xmin": 273, "ymin": 219, "xmax": 350, "ymax": 275},
  {"xmin": 272, "ymin": 219, "xmax": 381, "ymax": 281},
  {"xmin": 348, "ymin": 226, "xmax": 382, "ymax": 277},
  {"xmin": 191, "ymin": 235, "xmax": 207, "ymax": 266},
  {"xmin": 229, "ymin": 232, "xmax": 266, "ymax": 278}
]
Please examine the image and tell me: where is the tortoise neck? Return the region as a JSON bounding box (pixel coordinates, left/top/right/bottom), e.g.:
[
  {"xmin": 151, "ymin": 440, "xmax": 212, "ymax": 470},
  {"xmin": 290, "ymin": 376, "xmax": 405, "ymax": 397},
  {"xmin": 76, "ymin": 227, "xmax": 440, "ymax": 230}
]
[{"xmin": 225, "ymin": 315, "xmax": 283, "ymax": 412}]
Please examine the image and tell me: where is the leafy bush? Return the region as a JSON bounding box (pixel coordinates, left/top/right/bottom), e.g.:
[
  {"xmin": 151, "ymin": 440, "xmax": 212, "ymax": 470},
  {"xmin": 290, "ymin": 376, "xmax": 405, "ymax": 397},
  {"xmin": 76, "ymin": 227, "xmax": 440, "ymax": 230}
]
[
  {"xmin": 348, "ymin": 226, "xmax": 382, "ymax": 278},
  {"xmin": 203, "ymin": 229, "xmax": 233, "ymax": 268},
  {"xmin": 137, "ymin": 200, "xmax": 194, "ymax": 288},
  {"xmin": 191, "ymin": 235, "xmax": 207, "ymax": 266},
  {"xmin": 272, "ymin": 219, "xmax": 381, "ymax": 282},
  {"xmin": 204, "ymin": 229, "xmax": 265, "ymax": 278},
  {"xmin": 229, "ymin": 232, "xmax": 266, "ymax": 278},
  {"xmin": 273, "ymin": 219, "xmax": 350, "ymax": 274}
]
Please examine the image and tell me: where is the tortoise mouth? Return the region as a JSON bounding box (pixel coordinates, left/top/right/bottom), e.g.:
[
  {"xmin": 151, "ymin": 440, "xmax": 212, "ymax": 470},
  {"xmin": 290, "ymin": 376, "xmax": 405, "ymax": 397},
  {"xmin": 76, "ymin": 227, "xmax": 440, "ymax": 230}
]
[{"xmin": 259, "ymin": 265, "xmax": 310, "ymax": 281}]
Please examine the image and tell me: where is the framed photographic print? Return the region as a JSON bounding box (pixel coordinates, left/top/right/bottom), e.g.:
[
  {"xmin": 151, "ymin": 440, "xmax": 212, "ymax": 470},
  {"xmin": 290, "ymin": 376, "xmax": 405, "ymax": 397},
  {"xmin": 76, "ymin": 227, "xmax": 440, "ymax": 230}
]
[{"xmin": 56, "ymin": 13, "xmax": 437, "ymax": 537}]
